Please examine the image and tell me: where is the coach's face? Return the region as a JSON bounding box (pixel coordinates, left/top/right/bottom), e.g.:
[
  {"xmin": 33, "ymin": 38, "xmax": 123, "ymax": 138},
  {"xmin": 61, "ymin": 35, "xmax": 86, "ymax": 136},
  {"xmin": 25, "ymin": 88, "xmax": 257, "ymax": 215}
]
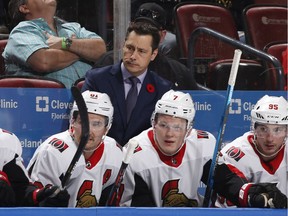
[
  {"xmin": 122, "ymin": 31, "xmax": 158, "ymax": 76},
  {"xmin": 71, "ymin": 113, "xmax": 108, "ymax": 158}
]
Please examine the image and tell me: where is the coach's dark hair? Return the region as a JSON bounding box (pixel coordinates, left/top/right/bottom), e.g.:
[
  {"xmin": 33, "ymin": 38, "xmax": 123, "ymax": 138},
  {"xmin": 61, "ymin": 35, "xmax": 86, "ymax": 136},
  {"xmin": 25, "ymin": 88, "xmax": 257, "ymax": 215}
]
[
  {"xmin": 8, "ymin": 0, "xmax": 27, "ymax": 30},
  {"xmin": 125, "ymin": 21, "xmax": 160, "ymax": 52}
]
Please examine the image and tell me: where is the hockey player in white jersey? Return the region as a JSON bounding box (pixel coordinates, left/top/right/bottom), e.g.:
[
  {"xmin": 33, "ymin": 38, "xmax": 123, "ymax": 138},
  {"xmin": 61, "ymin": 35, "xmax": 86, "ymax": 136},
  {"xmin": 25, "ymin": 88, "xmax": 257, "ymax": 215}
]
[
  {"xmin": 0, "ymin": 128, "xmax": 69, "ymax": 207},
  {"xmin": 213, "ymin": 95, "xmax": 288, "ymax": 208},
  {"xmin": 27, "ymin": 90, "xmax": 123, "ymax": 207},
  {"xmin": 119, "ymin": 90, "xmax": 216, "ymax": 207}
]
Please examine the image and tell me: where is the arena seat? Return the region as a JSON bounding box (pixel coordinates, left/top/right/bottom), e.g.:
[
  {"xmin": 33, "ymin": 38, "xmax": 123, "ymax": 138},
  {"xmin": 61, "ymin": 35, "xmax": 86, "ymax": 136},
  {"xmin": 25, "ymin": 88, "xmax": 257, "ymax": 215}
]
[
  {"xmin": 173, "ymin": 2, "xmax": 244, "ymax": 85},
  {"xmin": 264, "ymin": 42, "xmax": 288, "ymax": 90},
  {"xmin": 242, "ymin": 5, "xmax": 288, "ymax": 51},
  {"xmin": 0, "ymin": 75, "xmax": 66, "ymax": 88},
  {"xmin": 207, "ymin": 60, "xmax": 268, "ymax": 90},
  {"xmin": 173, "ymin": 2, "xmax": 239, "ymax": 60},
  {"xmin": 74, "ymin": 77, "xmax": 85, "ymax": 90},
  {"xmin": 252, "ymin": 0, "xmax": 287, "ymax": 6},
  {"xmin": 264, "ymin": 42, "xmax": 288, "ymax": 62}
]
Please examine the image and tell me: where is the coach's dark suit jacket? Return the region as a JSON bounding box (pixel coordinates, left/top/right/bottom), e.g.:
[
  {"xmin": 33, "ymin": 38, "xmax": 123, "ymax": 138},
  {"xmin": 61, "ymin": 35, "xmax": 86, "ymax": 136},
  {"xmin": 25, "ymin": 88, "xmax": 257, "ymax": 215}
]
[{"xmin": 82, "ymin": 62, "xmax": 173, "ymax": 146}]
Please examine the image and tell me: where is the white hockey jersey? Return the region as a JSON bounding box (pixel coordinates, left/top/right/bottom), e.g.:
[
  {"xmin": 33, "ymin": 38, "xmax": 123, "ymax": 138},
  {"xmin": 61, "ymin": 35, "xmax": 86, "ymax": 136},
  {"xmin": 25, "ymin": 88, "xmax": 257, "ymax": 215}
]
[
  {"xmin": 214, "ymin": 131, "xmax": 287, "ymax": 207},
  {"xmin": 119, "ymin": 128, "xmax": 216, "ymax": 207},
  {"xmin": 27, "ymin": 130, "xmax": 123, "ymax": 207}
]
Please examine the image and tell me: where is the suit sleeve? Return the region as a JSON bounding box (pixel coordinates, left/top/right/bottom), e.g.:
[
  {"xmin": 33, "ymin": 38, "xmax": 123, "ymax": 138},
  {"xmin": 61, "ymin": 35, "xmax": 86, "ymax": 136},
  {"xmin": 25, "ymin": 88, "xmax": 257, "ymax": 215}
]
[{"xmin": 81, "ymin": 69, "xmax": 95, "ymax": 92}]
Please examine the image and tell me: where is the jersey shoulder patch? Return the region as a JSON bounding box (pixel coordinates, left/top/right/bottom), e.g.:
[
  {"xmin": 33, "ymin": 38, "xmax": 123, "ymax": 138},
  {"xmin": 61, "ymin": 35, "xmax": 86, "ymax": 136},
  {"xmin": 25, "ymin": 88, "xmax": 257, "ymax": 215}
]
[
  {"xmin": 196, "ymin": 130, "xmax": 209, "ymax": 139},
  {"xmin": 225, "ymin": 146, "xmax": 245, "ymax": 162},
  {"xmin": 48, "ymin": 137, "xmax": 69, "ymax": 153}
]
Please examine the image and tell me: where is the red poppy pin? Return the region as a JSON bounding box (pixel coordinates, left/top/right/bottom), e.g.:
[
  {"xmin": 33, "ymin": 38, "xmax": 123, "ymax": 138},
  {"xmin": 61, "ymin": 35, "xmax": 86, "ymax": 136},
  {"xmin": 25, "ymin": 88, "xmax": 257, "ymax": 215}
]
[{"xmin": 146, "ymin": 84, "xmax": 155, "ymax": 93}]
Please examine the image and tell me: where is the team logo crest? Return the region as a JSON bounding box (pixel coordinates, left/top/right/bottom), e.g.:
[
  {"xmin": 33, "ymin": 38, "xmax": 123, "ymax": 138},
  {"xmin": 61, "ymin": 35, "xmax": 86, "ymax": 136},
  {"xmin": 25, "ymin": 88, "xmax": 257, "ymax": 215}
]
[
  {"xmin": 226, "ymin": 146, "xmax": 245, "ymax": 161},
  {"xmin": 76, "ymin": 180, "xmax": 97, "ymax": 207},
  {"xmin": 161, "ymin": 179, "xmax": 198, "ymax": 207},
  {"xmin": 48, "ymin": 138, "xmax": 69, "ymax": 152},
  {"xmin": 197, "ymin": 130, "xmax": 209, "ymax": 139}
]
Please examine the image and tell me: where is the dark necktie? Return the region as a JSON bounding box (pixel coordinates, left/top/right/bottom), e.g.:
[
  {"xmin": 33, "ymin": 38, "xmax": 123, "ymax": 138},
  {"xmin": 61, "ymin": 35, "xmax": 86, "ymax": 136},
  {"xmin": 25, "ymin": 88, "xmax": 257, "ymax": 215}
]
[{"xmin": 126, "ymin": 76, "xmax": 139, "ymax": 122}]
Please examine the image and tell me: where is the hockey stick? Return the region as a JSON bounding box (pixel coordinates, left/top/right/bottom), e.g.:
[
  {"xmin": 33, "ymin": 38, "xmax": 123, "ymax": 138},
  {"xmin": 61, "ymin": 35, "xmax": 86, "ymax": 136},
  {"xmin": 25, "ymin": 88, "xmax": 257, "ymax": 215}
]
[
  {"xmin": 61, "ymin": 86, "xmax": 89, "ymax": 188},
  {"xmin": 203, "ymin": 49, "xmax": 242, "ymax": 207},
  {"xmin": 106, "ymin": 139, "xmax": 139, "ymax": 206}
]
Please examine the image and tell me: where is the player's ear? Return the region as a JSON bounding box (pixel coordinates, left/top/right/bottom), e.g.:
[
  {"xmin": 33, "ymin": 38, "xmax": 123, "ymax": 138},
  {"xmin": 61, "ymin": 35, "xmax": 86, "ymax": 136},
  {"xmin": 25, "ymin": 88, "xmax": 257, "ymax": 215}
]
[{"xmin": 69, "ymin": 118, "xmax": 76, "ymax": 131}]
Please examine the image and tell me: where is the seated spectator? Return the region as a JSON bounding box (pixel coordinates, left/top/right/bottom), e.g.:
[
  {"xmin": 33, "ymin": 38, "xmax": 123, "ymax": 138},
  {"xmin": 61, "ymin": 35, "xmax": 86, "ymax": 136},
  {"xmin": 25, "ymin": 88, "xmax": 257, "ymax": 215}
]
[
  {"xmin": 27, "ymin": 90, "xmax": 123, "ymax": 207},
  {"xmin": 0, "ymin": 128, "xmax": 69, "ymax": 207},
  {"xmin": 2, "ymin": 0, "xmax": 106, "ymax": 88},
  {"xmin": 82, "ymin": 22, "xmax": 173, "ymax": 146},
  {"xmin": 133, "ymin": 2, "xmax": 179, "ymax": 60}
]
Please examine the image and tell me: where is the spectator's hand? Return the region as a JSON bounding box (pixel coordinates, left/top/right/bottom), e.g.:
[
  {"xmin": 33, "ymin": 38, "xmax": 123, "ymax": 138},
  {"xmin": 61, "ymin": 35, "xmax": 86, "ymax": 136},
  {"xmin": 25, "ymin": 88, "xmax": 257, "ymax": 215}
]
[
  {"xmin": 245, "ymin": 183, "xmax": 287, "ymax": 208},
  {"xmin": 44, "ymin": 32, "xmax": 63, "ymax": 49},
  {"xmin": 36, "ymin": 185, "xmax": 70, "ymax": 207},
  {"xmin": 0, "ymin": 171, "xmax": 16, "ymax": 207}
]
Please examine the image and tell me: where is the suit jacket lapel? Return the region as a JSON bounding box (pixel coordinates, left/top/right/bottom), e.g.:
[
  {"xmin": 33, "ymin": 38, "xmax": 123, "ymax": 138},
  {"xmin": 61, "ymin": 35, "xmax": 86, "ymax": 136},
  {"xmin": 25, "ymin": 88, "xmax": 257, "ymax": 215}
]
[
  {"xmin": 109, "ymin": 63, "xmax": 127, "ymax": 128},
  {"xmin": 138, "ymin": 72, "xmax": 157, "ymax": 110}
]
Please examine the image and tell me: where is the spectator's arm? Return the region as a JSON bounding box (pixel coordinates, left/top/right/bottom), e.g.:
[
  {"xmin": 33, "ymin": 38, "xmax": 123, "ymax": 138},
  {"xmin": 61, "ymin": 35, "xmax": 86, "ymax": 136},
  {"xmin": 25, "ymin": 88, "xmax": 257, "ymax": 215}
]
[
  {"xmin": 45, "ymin": 33, "xmax": 106, "ymax": 63},
  {"xmin": 67, "ymin": 38, "xmax": 107, "ymax": 62},
  {"xmin": 27, "ymin": 48, "xmax": 80, "ymax": 73}
]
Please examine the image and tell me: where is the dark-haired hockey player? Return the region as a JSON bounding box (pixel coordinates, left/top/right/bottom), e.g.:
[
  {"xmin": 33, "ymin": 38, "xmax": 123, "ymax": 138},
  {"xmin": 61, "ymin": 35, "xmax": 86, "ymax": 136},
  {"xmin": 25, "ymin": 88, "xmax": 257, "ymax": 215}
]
[
  {"xmin": 213, "ymin": 95, "xmax": 287, "ymax": 208},
  {"xmin": 27, "ymin": 90, "xmax": 123, "ymax": 207}
]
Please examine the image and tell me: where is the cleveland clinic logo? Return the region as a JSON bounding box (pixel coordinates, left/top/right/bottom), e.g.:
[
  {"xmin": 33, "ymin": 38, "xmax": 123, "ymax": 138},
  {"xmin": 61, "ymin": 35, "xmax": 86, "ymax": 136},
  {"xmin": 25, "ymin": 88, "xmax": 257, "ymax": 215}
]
[
  {"xmin": 229, "ymin": 98, "xmax": 256, "ymax": 120},
  {"xmin": 35, "ymin": 96, "xmax": 72, "ymax": 120},
  {"xmin": 229, "ymin": 99, "xmax": 241, "ymax": 114},
  {"xmin": 36, "ymin": 96, "xmax": 49, "ymax": 112}
]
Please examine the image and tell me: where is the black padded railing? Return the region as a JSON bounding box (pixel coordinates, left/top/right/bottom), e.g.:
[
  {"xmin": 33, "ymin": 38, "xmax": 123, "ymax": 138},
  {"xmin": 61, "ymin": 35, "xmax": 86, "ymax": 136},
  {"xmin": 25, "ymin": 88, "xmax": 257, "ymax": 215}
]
[{"xmin": 188, "ymin": 27, "xmax": 285, "ymax": 90}]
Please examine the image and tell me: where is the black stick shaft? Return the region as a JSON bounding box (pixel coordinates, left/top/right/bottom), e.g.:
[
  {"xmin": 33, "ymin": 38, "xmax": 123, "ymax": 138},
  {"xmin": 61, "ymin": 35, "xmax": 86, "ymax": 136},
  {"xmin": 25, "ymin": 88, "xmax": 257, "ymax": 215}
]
[{"xmin": 61, "ymin": 87, "xmax": 89, "ymax": 188}]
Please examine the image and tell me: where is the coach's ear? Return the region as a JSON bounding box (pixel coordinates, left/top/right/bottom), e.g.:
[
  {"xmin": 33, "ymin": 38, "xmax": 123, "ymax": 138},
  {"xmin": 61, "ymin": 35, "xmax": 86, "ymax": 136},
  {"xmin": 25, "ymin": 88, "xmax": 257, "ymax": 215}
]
[{"xmin": 150, "ymin": 48, "xmax": 158, "ymax": 61}]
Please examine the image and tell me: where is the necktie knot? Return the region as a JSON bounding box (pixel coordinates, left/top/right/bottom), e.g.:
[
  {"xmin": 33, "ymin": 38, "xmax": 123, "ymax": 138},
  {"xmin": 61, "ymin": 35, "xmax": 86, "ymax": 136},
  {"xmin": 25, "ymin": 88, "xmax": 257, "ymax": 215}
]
[{"xmin": 128, "ymin": 76, "xmax": 139, "ymax": 87}]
